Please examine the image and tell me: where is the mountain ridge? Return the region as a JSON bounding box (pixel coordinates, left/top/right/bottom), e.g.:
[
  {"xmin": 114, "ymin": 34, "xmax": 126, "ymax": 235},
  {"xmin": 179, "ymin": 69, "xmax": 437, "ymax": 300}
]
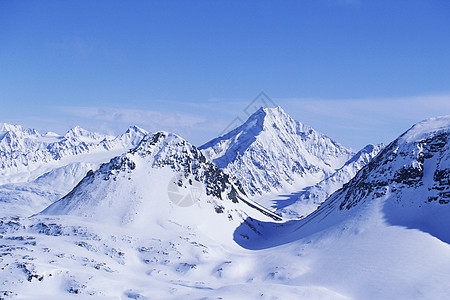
[
  {"xmin": 0, "ymin": 124, "xmax": 148, "ymax": 182},
  {"xmin": 0, "ymin": 124, "xmax": 149, "ymax": 217}
]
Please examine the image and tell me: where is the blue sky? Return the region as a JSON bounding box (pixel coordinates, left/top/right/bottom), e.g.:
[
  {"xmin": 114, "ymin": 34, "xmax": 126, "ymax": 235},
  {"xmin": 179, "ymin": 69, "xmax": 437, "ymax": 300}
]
[{"xmin": 1, "ymin": 0, "xmax": 449, "ymax": 150}]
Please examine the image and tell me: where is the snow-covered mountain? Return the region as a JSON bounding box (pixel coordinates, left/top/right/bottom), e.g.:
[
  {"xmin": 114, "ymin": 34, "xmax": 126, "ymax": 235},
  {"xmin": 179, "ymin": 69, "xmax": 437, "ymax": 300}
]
[
  {"xmin": 1, "ymin": 116, "xmax": 450, "ymax": 299},
  {"xmin": 240, "ymin": 115, "xmax": 450, "ymax": 247},
  {"xmin": 230, "ymin": 115, "xmax": 450, "ymax": 299},
  {"xmin": 0, "ymin": 162, "xmax": 99, "ymax": 218},
  {"xmin": 312, "ymin": 115, "xmax": 450, "ymax": 237},
  {"xmin": 200, "ymin": 107, "xmax": 354, "ymax": 196},
  {"xmin": 0, "ymin": 124, "xmax": 148, "ymax": 217},
  {"xmin": 42, "ymin": 131, "xmax": 280, "ymax": 226},
  {"xmin": 279, "ymin": 143, "xmax": 385, "ymax": 218},
  {"xmin": 0, "ymin": 123, "xmax": 148, "ymax": 184},
  {"xmin": 0, "ymin": 132, "xmax": 284, "ymax": 298}
]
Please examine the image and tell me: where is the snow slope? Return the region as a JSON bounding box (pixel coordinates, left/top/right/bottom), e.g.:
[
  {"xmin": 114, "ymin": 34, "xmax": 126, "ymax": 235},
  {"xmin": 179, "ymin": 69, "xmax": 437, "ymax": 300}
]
[{"xmin": 199, "ymin": 107, "xmax": 354, "ymax": 196}]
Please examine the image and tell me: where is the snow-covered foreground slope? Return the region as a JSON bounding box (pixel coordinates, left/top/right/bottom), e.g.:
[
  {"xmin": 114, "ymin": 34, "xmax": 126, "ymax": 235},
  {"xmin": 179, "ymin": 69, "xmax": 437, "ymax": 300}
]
[
  {"xmin": 0, "ymin": 215, "xmax": 351, "ymax": 299},
  {"xmin": 0, "ymin": 125, "xmax": 147, "ymax": 217},
  {"xmin": 279, "ymin": 143, "xmax": 384, "ymax": 218},
  {"xmin": 200, "ymin": 107, "xmax": 354, "ymax": 196}
]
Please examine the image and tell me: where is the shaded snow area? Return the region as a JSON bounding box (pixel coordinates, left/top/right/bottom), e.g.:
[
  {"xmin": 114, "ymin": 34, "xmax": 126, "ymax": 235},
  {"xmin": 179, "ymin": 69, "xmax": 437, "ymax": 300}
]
[{"xmin": 1, "ymin": 114, "xmax": 450, "ymax": 299}]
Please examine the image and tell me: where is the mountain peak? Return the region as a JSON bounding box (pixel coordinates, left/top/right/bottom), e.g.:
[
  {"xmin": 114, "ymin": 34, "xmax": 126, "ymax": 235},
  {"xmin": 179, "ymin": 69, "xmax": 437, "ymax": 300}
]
[
  {"xmin": 64, "ymin": 126, "xmax": 112, "ymax": 143},
  {"xmin": 65, "ymin": 126, "xmax": 92, "ymax": 137},
  {"xmin": 200, "ymin": 107, "xmax": 353, "ymax": 195},
  {"xmin": 0, "ymin": 123, "xmax": 22, "ymax": 132},
  {"xmin": 0, "ymin": 123, "xmax": 40, "ymax": 137},
  {"xmin": 137, "ymin": 131, "xmax": 180, "ymax": 146},
  {"xmin": 0, "ymin": 124, "xmax": 147, "ymax": 179},
  {"xmin": 199, "ymin": 106, "xmax": 303, "ymax": 169},
  {"xmin": 401, "ymin": 115, "xmax": 450, "ymax": 143},
  {"xmin": 261, "ymin": 105, "xmax": 287, "ymax": 116},
  {"xmin": 125, "ymin": 125, "xmax": 148, "ymax": 134},
  {"xmin": 131, "ymin": 131, "xmax": 200, "ymax": 162},
  {"xmin": 247, "ymin": 106, "xmax": 291, "ymax": 128},
  {"xmin": 253, "ymin": 105, "xmax": 285, "ymax": 114},
  {"xmin": 134, "ymin": 131, "xmax": 174, "ymax": 147}
]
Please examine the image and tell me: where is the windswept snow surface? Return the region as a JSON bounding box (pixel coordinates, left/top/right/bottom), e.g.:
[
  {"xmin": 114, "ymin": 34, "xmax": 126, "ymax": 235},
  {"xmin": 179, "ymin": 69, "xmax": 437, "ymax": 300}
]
[{"xmin": 1, "ymin": 115, "xmax": 450, "ymax": 299}]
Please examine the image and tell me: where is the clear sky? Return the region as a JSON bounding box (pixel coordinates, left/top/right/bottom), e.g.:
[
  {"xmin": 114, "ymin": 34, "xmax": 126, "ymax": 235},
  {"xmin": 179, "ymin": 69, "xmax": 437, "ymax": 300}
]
[{"xmin": 1, "ymin": 0, "xmax": 449, "ymax": 150}]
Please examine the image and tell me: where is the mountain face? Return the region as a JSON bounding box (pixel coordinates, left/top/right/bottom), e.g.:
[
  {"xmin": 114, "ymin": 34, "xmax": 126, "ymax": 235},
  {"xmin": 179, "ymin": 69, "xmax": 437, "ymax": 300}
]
[
  {"xmin": 200, "ymin": 107, "xmax": 354, "ymax": 196},
  {"xmin": 325, "ymin": 116, "xmax": 450, "ymax": 242},
  {"xmin": 332, "ymin": 116, "xmax": 449, "ymax": 210},
  {"xmin": 279, "ymin": 143, "xmax": 384, "ymax": 218},
  {"xmin": 0, "ymin": 124, "xmax": 148, "ymax": 184},
  {"xmin": 41, "ymin": 131, "xmax": 281, "ymax": 228}
]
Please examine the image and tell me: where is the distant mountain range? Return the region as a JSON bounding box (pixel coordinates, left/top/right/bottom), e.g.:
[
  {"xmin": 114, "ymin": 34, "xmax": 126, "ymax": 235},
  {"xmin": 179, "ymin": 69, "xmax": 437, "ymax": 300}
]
[
  {"xmin": 0, "ymin": 123, "xmax": 147, "ymax": 180},
  {"xmin": 0, "ymin": 108, "xmax": 376, "ymax": 218},
  {"xmin": 0, "ymin": 124, "xmax": 147, "ymax": 216}
]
